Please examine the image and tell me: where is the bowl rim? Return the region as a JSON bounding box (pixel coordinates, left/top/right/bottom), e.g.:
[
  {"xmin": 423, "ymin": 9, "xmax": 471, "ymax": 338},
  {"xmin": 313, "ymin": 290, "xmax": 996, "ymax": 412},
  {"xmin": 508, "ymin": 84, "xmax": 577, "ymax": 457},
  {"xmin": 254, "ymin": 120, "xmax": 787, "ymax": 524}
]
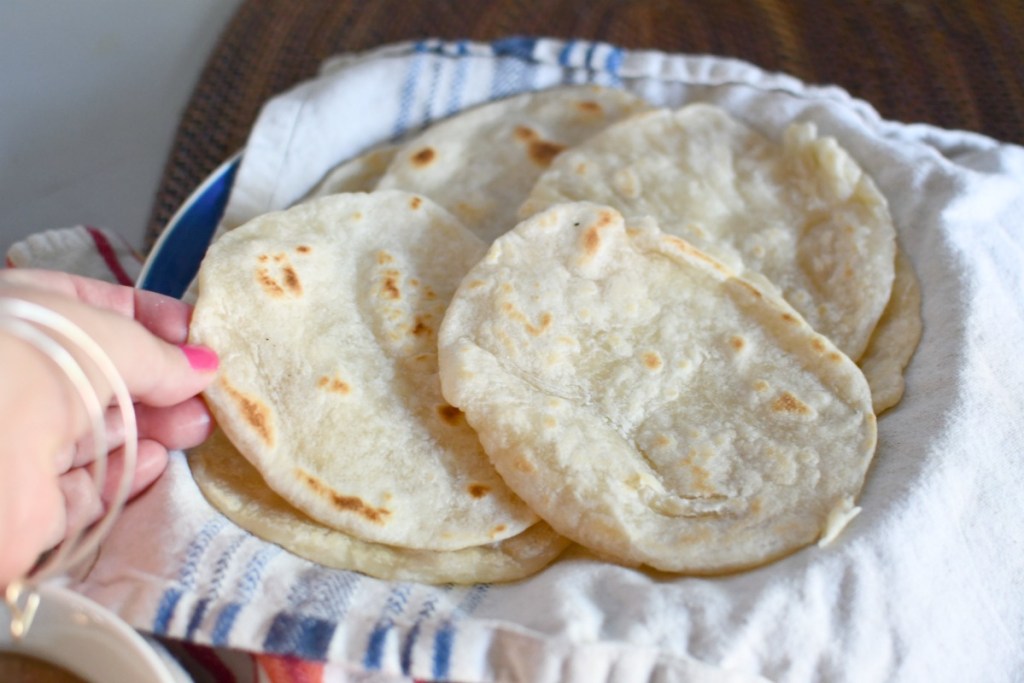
[{"xmin": 1, "ymin": 581, "xmax": 180, "ymax": 683}]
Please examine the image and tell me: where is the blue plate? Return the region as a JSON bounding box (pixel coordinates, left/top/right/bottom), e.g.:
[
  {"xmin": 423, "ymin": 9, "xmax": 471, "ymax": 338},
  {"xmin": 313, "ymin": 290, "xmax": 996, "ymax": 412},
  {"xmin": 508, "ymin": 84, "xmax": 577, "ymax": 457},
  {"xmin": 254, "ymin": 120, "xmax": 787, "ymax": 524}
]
[{"xmin": 138, "ymin": 154, "xmax": 240, "ymax": 298}]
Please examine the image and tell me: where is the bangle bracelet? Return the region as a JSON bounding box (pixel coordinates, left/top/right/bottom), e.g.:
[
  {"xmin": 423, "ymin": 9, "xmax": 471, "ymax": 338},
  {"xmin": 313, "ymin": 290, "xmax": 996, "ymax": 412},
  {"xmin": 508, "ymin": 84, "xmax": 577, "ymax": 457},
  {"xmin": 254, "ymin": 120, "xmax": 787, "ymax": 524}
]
[{"xmin": 0, "ymin": 297, "xmax": 137, "ymax": 640}]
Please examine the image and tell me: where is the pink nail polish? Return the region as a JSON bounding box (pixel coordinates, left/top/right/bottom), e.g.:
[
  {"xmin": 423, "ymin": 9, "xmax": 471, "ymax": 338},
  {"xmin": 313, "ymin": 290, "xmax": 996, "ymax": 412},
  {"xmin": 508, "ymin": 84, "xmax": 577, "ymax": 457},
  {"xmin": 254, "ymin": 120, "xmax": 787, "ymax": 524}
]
[{"xmin": 180, "ymin": 344, "xmax": 219, "ymax": 372}]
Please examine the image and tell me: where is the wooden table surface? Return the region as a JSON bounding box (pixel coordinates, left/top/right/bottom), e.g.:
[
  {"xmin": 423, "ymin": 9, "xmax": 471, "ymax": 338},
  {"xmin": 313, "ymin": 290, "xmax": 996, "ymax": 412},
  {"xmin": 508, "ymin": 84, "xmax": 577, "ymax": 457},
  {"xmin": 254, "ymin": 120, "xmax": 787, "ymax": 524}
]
[{"xmin": 147, "ymin": 0, "xmax": 1024, "ymax": 244}]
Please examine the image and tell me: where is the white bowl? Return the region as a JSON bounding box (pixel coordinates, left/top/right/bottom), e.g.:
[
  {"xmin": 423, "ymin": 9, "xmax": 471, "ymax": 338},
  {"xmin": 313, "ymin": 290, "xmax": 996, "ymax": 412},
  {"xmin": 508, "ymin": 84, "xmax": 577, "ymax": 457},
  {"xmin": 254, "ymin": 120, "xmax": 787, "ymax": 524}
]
[{"xmin": 0, "ymin": 582, "xmax": 185, "ymax": 682}]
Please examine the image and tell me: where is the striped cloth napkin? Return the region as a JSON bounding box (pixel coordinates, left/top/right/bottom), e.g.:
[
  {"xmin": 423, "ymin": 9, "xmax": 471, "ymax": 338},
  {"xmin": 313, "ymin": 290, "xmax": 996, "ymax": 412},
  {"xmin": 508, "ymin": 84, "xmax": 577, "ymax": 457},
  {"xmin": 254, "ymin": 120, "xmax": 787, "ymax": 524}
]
[{"xmin": 8, "ymin": 37, "xmax": 1024, "ymax": 683}]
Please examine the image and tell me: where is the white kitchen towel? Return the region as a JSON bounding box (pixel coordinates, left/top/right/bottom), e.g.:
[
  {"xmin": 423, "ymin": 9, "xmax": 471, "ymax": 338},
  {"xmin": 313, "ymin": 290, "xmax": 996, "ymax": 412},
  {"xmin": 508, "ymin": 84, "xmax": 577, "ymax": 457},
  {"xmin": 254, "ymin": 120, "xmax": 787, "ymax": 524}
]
[{"xmin": 64, "ymin": 38, "xmax": 1024, "ymax": 682}]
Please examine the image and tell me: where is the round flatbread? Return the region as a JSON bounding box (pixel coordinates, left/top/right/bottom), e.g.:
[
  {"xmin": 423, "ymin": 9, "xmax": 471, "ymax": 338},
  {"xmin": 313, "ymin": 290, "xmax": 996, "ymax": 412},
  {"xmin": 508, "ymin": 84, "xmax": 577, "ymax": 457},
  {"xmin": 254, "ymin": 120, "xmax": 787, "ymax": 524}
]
[
  {"xmin": 859, "ymin": 247, "xmax": 922, "ymax": 413},
  {"xmin": 183, "ymin": 145, "xmax": 401, "ymax": 306},
  {"xmin": 303, "ymin": 144, "xmax": 399, "ymax": 200},
  {"xmin": 375, "ymin": 85, "xmax": 651, "ymax": 243},
  {"xmin": 190, "ymin": 191, "xmax": 538, "ymax": 550},
  {"xmin": 519, "ymin": 103, "xmax": 897, "ymax": 360},
  {"xmin": 438, "ymin": 202, "xmax": 878, "ymax": 574},
  {"xmin": 189, "ymin": 429, "xmax": 570, "ymax": 584}
]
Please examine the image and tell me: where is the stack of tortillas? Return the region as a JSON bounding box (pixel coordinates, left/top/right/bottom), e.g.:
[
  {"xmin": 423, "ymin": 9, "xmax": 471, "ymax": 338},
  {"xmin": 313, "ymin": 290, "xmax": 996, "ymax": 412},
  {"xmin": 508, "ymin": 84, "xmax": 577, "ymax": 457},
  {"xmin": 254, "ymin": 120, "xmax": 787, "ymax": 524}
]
[{"xmin": 188, "ymin": 84, "xmax": 920, "ymax": 582}]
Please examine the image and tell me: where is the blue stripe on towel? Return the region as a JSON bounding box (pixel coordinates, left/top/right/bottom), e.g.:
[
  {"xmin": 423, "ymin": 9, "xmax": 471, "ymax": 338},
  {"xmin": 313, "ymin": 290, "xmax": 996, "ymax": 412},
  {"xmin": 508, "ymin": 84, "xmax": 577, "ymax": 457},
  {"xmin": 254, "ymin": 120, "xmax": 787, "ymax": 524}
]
[
  {"xmin": 151, "ymin": 517, "xmax": 227, "ymax": 634},
  {"xmin": 605, "ymin": 45, "xmax": 624, "ymax": 76},
  {"xmin": 400, "ymin": 586, "xmax": 447, "ymax": 675},
  {"xmin": 363, "ymin": 583, "xmax": 413, "ymax": 670},
  {"xmin": 210, "ymin": 544, "xmax": 282, "ymax": 645},
  {"xmin": 491, "ymin": 36, "xmax": 538, "ymax": 61},
  {"xmin": 153, "ymin": 589, "xmax": 183, "ymax": 636},
  {"xmin": 185, "ymin": 598, "xmax": 210, "ymax": 641},
  {"xmin": 264, "ymin": 613, "xmax": 337, "ymax": 661},
  {"xmin": 211, "ymin": 603, "xmax": 242, "ymax": 646},
  {"xmin": 184, "ymin": 533, "xmax": 248, "ymax": 639},
  {"xmin": 432, "ymin": 625, "xmax": 455, "ymax": 680},
  {"xmin": 558, "ymin": 39, "xmax": 576, "ymax": 66},
  {"xmin": 393, "ymin": 40, "xmax": 428, "ymax": 138},
  {"xmin": 431, "ymin": 584, "xmax": 491, "ymax": 679},
  {"xmin": 445, "ymin": 41, "xmax": 471, "ymax": 116}
]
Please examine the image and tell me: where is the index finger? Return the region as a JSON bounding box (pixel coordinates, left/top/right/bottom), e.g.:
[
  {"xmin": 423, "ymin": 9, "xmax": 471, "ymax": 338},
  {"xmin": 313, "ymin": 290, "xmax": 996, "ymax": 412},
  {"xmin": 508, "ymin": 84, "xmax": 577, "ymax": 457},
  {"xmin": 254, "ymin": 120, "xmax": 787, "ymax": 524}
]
[{"xmin": 0, "ymin": 269, "xmax": 193, "ymax": 344}]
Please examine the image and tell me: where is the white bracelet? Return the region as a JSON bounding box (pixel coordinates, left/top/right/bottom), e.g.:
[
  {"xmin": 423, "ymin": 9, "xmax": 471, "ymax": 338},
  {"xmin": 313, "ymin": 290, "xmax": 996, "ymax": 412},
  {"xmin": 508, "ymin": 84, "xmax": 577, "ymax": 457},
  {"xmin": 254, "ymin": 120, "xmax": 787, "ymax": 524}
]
[{"xmin": 0, "ymin": 297, "xmax": 137, "ymax": 640}]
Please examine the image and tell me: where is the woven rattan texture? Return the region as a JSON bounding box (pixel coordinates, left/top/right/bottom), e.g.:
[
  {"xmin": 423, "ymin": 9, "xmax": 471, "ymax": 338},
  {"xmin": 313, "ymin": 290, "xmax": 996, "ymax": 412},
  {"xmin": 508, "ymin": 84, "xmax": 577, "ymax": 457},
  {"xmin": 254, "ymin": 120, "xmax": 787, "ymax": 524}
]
[{"xmin": 146, "ymin": 0, "xmax": 1024, "ymax": 246}]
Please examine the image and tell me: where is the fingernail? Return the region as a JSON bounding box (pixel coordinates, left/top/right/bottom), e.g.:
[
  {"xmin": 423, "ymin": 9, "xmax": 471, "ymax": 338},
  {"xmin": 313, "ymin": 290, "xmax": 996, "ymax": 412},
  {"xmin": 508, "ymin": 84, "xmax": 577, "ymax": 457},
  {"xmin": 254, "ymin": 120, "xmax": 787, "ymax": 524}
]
[{"xmin": 180, "ymin": 344, "xmax": 219, "ymax": 372}]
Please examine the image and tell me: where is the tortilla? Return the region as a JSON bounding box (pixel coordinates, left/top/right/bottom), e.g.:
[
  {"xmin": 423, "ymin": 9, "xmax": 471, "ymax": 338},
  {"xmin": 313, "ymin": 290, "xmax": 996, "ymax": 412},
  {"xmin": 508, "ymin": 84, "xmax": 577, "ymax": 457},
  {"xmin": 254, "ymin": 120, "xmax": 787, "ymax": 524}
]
[
  {"xmin": 859, "ymin": 248, "xmax": 923, "ymax": 412},
  {"xmin": 438, "ymin": 202, "xmax": 877, "ymax": 574},
  {"xmin": 189, "ymin": 191, "xmax": 538, "ymax": 550},
  {"xmin": 519, "ymin": 103, "xmax": 897, "ymax": 360},
  {"xmin": 303, "ymin": 144, "xmax": 399, "ymax": 200},
  {"xmin": 375, "ymin": 85, "xmax": 651, "ymax": 243},
  {"xmin": 189, "ymin": 429, "xmax": 570, "ymax": 584}
]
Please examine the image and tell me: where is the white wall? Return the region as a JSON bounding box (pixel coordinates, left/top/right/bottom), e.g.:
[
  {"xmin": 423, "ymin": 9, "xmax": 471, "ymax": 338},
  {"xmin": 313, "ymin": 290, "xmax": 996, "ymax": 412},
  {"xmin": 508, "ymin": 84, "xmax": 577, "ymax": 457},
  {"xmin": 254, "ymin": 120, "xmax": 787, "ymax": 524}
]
[{"xmin": 0, "ymin": 1, "xmax": 244, "ymax": 256}]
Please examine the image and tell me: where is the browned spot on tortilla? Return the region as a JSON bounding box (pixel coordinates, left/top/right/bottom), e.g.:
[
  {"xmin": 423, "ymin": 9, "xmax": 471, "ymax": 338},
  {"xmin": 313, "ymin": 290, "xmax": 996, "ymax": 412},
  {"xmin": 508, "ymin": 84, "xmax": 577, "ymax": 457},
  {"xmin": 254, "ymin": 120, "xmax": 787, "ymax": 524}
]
[
  {"xmin": 643, "ymin": 351, "xmax": 663, "ymax": 370},
  {"xmin": 220, "ymin": 377, "xmax": 274, "ymax": 446},
  {"xmin": 513, "ymin": 125, "xmax": 536, "ymax": 141},
  {"xmin": 653, "ymin": 434, "xmax": 672, "ymax": 448},
  {"xmin": 513, "ymin": 457, "xmax": 536, "ymax": 474},
  {"xmin": 578, "ymin": 209, "xmax": 616, "ymax": 256},
  {"xmin": 377, "ymin": 251, "xmax": 394, "ymax": 264},
  {"xmin": 423, "ymin": 286, "xmax": 437, "ymax": 300},
  {"xmin": 811, "ymin": 337, "xmax": 827, "ymax": 353},
  {"xmin": 411, "ymin": 147, "xmax": 436, "ymax": 166},
  {"xmin": 512, "ymin": 125, "xmax": 566, "ymax": 166},
  {"xmin": 526, "ymin": 312, "xmax": 553, "ymax": 336},
  {"xmin": 583, "ymin": 225, "xmax": 602, "ymax": 255},
  {"xmin": 491, "ymin": 524, "xmax": 507, "ymax": 537},
  {"xmin": 257, "ymin": 253, "xmax": 302, "ymax": 298},
  {"xmin": 754, "ymin": 379, "xmax": 770, "ymax": 392},
  {"xmin": 410, "ymin": 196, "xmax": 423, "ymax": 210},
  {"xmin": 577, "ymin": 100, "xmax": 602, "ymax": 114},
  {"xmin": 256, "ymin": 268, "xmax": 285, "ymax": 297},
  {"xmin": 317, "ymin": 375, "xmax": 350, "ymax": 394},
  {"xmin": 412, "ymin": 316, "xmax": 432, "ymax": 336},
  {"xmin": 467, "ymin": 279, "xmax": 486, "ymax": 289},
  {"xmin": 282, "ymin": 266, "xmax": 302, "ymax": 295},
  {"xmin": 730, "ymin": 336, "xmax": 746, "ymax": 351},
  {"xmin": 382, "ymin": 276, "xmax": 401, "ymax": 299},
  {"xmin": 772, "ymin": 391, "xmax": 813, "ymax": 415},
  {"xmin": 296, "ymin": 245, "xmax": 312, "ymax": 254},
  {"xmin": 295, "ymin": 469, "xmax": 390, "ymax": 523},
  {"xmin": 576, "ymin": 162, "xmax": 588, "ymax": 174},
  {"xmin": 781, "ymin": 313, "xmax": 799, "ymax": 324},
  {"xmin": 529, "ymin": 139, "xmax": 566, "ymax": 167},
  {"xmin": 467, "ymin": 483, "xmax": 490, "ymax": 499},
  {"xmin": 828, "ymin": 351, "xmax": 843, "ymax": 362},
  {"xmin": 664, "ymin": 235, "xmax": 722, "ymax": 272},
  {"xmin": 680, "ymin": 449, "xmax": 715, "ymax": 496},
  {"xmin": 437, "ymin": 404, "xmax": 464, "ymax": 425}
]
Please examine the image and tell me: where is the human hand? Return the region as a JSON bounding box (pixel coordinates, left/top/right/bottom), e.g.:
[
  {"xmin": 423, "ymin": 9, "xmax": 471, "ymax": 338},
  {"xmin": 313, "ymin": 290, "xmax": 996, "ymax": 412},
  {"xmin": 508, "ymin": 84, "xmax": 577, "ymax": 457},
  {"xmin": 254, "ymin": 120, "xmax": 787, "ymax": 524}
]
[{"xmin": 0, "ymin": 269, "xmax": 219, "ymax": 586}]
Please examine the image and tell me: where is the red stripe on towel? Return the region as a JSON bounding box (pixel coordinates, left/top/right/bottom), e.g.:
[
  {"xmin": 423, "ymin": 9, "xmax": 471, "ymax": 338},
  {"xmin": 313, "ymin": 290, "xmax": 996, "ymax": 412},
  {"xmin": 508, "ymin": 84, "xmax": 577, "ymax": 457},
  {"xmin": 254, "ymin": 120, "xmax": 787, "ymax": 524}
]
[{"xmin": 86, "ymin": 225, "xmax": 135, "ymax": 286}]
